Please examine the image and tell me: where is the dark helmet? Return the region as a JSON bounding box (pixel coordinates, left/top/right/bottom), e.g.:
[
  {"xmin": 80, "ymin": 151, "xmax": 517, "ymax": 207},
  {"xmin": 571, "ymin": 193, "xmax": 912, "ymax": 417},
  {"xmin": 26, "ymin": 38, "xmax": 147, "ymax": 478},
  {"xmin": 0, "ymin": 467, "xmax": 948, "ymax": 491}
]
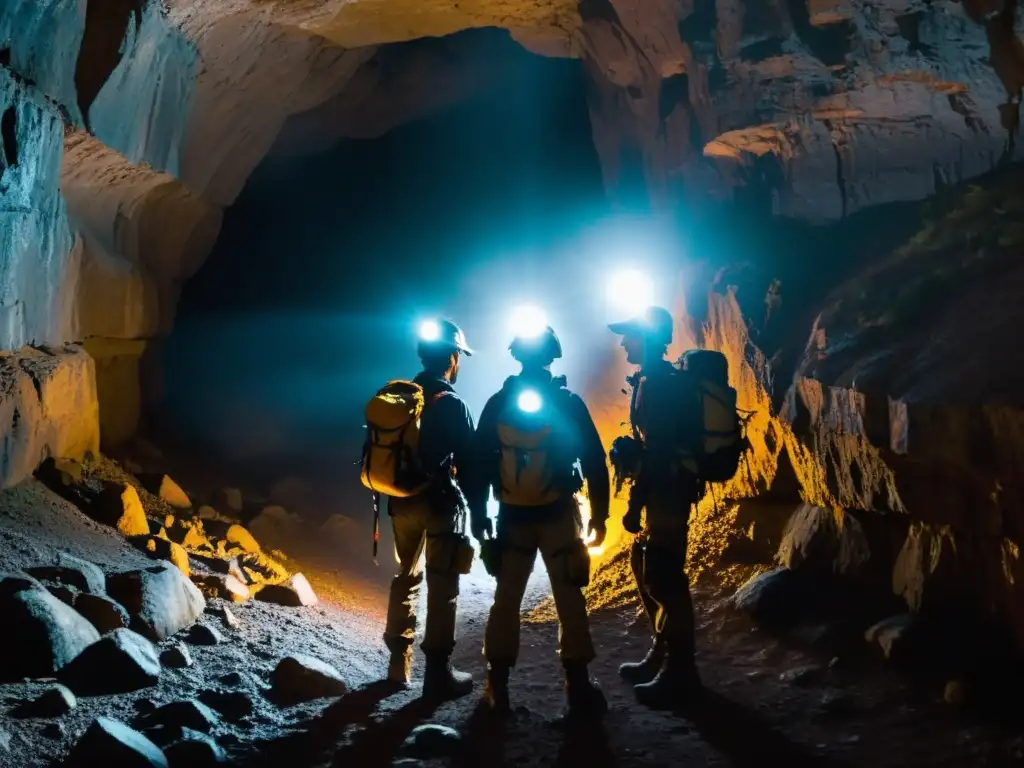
[
  {"xmin": 417, "ymin": 318, "xmax": 473, "ymax": 358},
  {"xmin": 509, "ymin": 325, "xmax": 562, "ymax": 364},
  {"xmin": 608, "ymin": 305, "xmax": 673, "ymax": 347}
]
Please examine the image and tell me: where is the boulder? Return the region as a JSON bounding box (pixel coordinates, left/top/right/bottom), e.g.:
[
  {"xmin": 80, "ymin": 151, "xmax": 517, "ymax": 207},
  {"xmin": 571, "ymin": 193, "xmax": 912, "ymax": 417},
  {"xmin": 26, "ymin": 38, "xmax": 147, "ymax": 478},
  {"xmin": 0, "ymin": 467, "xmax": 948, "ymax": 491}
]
[
  {"xmin": 133, "ymin": 536, "xmax": 191, "ymax": 578},
  {"xmin": 0, "ymin": 588, "xmax": 100, "ymax": 681},
  {"xmin": 248, "ymin": 506, "xmax": 301, "ymax": 548},
  {"xmin": 11, "ymin": 684, "xmax": 77, "ymax": 718},
  {"xmin": 107, "ymin": 564, "xmax": 206, "ymax": 641},
  {"xmin": 92, "ymin": 482, "xmax": 150, "ymax": 537},
  {"xmin": 189, "ymin": 554, "xmax": 247, "ymax": 582},
  {"xmin": 27, "ymin": 553, "xmax": 106, "ymax": 595},
  {"xmin": 0, "ymin": 572, "xmax": 42, "ymax": 598},
  {"xmin": 160, "ymin": 644, "xmax": 193, "ymax": 669},
  {"xmin": 731, "ymin": 568, "xmax": 815, "ymax": 626},
  {"xmin": 164, "ymin": 730, "xmax": 227, "ymax": 766},
  {"xmin": 49, "ymin": 585, "xmax": 78, "ymax": 607},
  {"xmin": 197, "ymin": 689, "xmax": 253, "ymax": 721},
  {"xmin": 185, "ymin": 623, "xmax": 224, "ymax": 646},
  {"xmin": 271, "ymin": 654, "xmax": 348, "ymax": 705},
  {"xmin": 864, "ymin": 613, "xmax": 924, "ymax": 663},
  {"xmin": 64, "ymin": 717, "xmax": 168, "ymax": 768},
  {"xmin": 402, "ymin": 724, "xmax": 463, "ymax": 759},
  {"xmin": 136, "ymin": 700, "xmax": 220, "ymax": 733},
  {"xmin": 204, "ymin": 522, "xmax": 261, "ymax": 555},
  {"xmin": 213, "ymin": 488, "xmax": 243, "ymax": 514},
  {"xmin": 196, "ymin": 506, "xmax": 228, "ymax": 522},
  {"xmin": 776, "ymin": 504, "xmax": 873, "ymax": 581},
  {"xmin": 141, "ymin": 474, "xmax": 192, "ymax": 509},
  {"xmin": 59, "ymin": 628, "xmax": 161, "ymax": 695},
  {"xmin": 256, "ymin": 574, "xmax": 317, "ymax": 608},
  {"xmin": 319, "ymin": 513, "xmax": 355, "ymax": 541},
  {"xmin": 193, "ymin": 574, "xmax": 249, "ymax": 603},
  {"xmin": 74, "ymin": 593, "xmax": 131, "ymax": 633},
  {"xmin": 269, "ymin": 476, "xmax": 314, "ymax": 511}
]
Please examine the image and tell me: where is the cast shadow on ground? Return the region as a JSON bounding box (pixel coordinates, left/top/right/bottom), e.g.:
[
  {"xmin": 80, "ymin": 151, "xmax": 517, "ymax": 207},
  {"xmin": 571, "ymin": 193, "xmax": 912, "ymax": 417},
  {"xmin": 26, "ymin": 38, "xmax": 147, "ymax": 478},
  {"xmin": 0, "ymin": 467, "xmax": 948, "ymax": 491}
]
[
  {"xmin": 689, "ymin": 689, "xmax": 851, "ymax": 767},
  {"xmin": 329, "ymin": 691, "xmax": 443, "ymax": 767},
  {"xmin": 246, "ymin": 680, "xmax": 402, "ymax": 766}
]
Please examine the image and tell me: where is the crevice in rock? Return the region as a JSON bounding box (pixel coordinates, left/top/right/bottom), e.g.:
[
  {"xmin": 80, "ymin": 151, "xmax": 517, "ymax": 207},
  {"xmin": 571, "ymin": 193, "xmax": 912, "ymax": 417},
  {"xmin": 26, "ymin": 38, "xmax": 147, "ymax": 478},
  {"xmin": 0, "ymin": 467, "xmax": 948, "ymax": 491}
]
[
  {"xmin": 679, "ymin": 0, "xmax": 719, "ymax": 45},
  {"xmin": 578, "ymin": 0, "xmax": 621, "ymax": 24},
  {"xmin": 894, "ymin": 11, "xmax": 933, "ymax": 56},
  {"xmin": 741, "ymin": 36, "xmax": 787, "ymax": 62},
  {"xmin": 947, "ymin": 93, "xmax": 982, "ymax": 133},
  {"xmin": 825, "ymin": 120, "xmax": 848, "ymax": 218},
  {"xmin": 0, "ymin": 48, "xmax": 10, "ymax": 68},
  {"xmin": 783, "ymin": 0, "xmax": 853, "ymax": 66},
  {"xmin": 0, "ymin": 106, "xmax": 17, "ymax": 171},
  {"xmin": 75, "ymin": 0, "xmax": 145, "ymax": 130}
]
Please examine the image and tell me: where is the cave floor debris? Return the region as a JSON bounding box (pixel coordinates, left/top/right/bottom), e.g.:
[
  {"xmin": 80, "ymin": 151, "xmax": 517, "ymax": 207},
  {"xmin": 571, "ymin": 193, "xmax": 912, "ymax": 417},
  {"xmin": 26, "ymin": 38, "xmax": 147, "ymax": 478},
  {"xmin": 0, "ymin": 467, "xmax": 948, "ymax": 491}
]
[{"xmin": 1, "ymin": 477, "xmax": 1023, "ymax": 767}]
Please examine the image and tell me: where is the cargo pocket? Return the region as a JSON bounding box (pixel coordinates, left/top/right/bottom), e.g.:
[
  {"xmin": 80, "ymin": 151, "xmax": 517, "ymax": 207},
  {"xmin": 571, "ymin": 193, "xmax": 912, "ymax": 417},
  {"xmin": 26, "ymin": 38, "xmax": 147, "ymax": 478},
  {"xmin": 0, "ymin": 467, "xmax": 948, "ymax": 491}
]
[
  {"xmin": 562, "ymin": 538, "xmax": 591, "ymax": 589},
  {"xmin": 427, "ymin": 532, "xmax": 475, "ymax": 576}
]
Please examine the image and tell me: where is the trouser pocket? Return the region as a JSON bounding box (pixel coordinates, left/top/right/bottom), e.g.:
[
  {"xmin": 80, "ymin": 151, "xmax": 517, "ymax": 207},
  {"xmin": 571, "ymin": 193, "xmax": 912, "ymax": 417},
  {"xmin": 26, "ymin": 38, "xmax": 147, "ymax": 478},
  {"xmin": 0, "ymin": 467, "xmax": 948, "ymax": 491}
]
[
  {"xmin": 563, "ymin": 538, "xmax": 591, "ymax": 588},
  {"xmin": 428, "ymin": 531, "xmax": 475, "ymax": 576}
]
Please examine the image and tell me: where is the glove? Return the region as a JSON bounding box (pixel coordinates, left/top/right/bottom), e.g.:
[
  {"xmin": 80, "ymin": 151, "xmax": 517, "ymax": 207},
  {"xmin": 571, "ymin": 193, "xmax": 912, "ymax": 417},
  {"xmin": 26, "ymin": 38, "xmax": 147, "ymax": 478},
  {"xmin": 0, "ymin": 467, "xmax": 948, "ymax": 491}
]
[
  {"xmin": 471, "ymin": 516, "xmax": 493, "ymax": 543},
  {"xmin": 588, "ymin": 520, "xmax": 607, "ymax": 548},
  {"xmin": 623, "ymin": 508, "xmax": 642, "ymax": 535}
]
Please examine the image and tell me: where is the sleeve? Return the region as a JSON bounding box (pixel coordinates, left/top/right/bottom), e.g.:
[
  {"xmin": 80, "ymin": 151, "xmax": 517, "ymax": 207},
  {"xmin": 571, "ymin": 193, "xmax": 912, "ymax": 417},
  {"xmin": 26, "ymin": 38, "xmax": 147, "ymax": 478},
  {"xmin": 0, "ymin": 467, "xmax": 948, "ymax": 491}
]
[
  {"xmin": 569, "ymin": 393, "xmax": 611, "ymax": 526},
  {"xmin": 461, "ymin": 393, "xmax": 502, "ymax": 523}
]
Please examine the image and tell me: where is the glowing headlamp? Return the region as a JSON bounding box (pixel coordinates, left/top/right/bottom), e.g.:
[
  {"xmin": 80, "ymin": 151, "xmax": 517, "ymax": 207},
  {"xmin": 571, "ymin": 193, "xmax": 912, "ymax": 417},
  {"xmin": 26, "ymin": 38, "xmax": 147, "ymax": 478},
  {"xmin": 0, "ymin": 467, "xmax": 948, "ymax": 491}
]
[
  {"xmin": 509, "ymin": 305, "xmax": 548, "ymax": 340},
  {"xmin": 606, "ymin": 269, "xmax": 654, "ymax": 315},
  {"xmin": 517, "ymin": 390, "xmax": 542, "ymax": 413},
  {"xmin": 418, "ymin": 319, "xmax": 441, "ymax": 341}
]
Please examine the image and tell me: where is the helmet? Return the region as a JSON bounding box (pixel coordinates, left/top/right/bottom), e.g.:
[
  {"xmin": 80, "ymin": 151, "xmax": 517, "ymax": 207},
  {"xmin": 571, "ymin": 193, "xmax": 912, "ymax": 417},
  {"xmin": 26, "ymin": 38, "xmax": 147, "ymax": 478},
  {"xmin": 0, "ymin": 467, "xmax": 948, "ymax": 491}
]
[
  {"xmin": 509, "ymin": 325, "xmax": 562, "ymax": 364},
  {"xmin": 417, "ymin": 318, "xmax": 473, "ymax": 358},
  {"xmin": 607, "ymin": 305, "xmax": 673, "ymax": 347}
]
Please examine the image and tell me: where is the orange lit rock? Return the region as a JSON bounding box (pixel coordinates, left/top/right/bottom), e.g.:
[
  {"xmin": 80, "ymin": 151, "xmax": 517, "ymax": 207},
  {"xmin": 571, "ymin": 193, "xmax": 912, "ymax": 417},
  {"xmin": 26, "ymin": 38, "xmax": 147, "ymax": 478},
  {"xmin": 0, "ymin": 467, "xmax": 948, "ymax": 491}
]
[
  {"xmin": 141, "ymin": 474, "xmax": 191, "ymax": 509},
  {"xmin": 255, "ymin": 573, "xmax": 317, "ymax": 608},
  {"xmin": 93, "ymin": 482, "xmax": 150, "ymax": 538}
]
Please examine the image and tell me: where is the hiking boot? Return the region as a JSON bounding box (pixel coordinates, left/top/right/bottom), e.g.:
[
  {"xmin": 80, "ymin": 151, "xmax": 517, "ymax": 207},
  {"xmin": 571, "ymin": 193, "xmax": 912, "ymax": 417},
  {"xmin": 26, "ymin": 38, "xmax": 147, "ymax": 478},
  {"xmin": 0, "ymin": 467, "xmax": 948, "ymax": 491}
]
[
  {"xmin": 387, "ymin": 647, "xmax": 412, "ymax": 687},
  {"xmin": 422, "ymin": 653, "xmax": 473, "ymax": 701},
  {"xmin": 618, "ymin": 636, "xmax": 666, "ymax": 685},
  {"xmin": 482, "ymin": 662, "xmax": 512, "ymax": 714},
  {"xmin": 564, "ymin": 661, "xmax": 608, "ymax": 717},
  {"xmin": 633, "ymin": 658, "xmax": 702, "ymax": 711}
]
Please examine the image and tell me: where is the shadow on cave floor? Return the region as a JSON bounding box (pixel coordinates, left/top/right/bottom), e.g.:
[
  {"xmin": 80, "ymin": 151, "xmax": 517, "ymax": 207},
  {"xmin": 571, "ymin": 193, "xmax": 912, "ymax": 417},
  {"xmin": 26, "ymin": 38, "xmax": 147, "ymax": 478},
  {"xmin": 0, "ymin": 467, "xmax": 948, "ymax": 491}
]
[{"xmin": 237, "ymin": 588, "xmax": 1024, "ymax": 768}]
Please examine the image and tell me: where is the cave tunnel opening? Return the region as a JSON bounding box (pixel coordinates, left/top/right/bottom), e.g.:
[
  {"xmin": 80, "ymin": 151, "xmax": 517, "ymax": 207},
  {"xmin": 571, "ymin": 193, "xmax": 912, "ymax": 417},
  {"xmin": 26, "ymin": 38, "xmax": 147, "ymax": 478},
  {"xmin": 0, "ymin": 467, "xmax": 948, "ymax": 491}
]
[{"xmin": 161, "ymin": 29, "xmax": 612, "ymax": 484}]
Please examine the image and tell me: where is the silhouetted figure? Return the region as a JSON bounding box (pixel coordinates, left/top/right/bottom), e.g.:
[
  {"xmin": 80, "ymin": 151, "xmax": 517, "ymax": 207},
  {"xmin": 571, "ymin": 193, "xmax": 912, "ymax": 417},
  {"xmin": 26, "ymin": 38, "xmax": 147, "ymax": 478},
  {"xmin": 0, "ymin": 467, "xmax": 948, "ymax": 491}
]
[
  {"xmin": 361, "ymin": 319, "xmax": 478, "ymax": 701},
  {"xmin": 470, "ymin": 324, "xmax": 610, "ymax": 717},
  {"xmin": 608, "ymin": 305, "xmax": 704, "ymax": 710}
]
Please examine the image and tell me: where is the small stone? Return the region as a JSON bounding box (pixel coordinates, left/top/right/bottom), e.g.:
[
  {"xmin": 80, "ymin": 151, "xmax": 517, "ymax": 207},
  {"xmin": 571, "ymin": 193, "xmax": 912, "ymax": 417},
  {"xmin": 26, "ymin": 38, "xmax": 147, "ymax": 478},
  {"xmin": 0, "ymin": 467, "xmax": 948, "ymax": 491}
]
[
  {"xmin": 64, "ymin": 717, "xmax": 168, "ymax": 768},
  {"xmin": 731, "ymin": 568, "xmax": 811, "ymax": 626},
  {"xmin": 193, "ymin": 574, "xmax": 249, "ymax": 603},
  {"xmin": 778, "ymin": 666, "xmax": 823, "ymax": 686},
  {"xmin": 75, "ymin": 593, "xmax": 131, "ymax": 634},
  {"xmin": 11, "ymin": 684, "xmax": 77, "ymax": 718},
  {"xmin": 864, "ymin": 614, "xmax": 920, "ymax": 662},
  {"xmin": 135, "ymin": 699, "xmax": 158, "ymax": 717},
  {"xmin": 197, "ymin": 506, "xmax": 220, "ymax": 521},
  {"xmin": 137, "ymin": 700, "xmax": 220, "ymax": 733},
  {"xmin": 92, "ymin": 482, "xmax": 150, "ymax": 537},
  {"xmin": 402, "ymin": 724, "xmax": 462, "ymax": 759},
  {"xmin": 219, "ymin": 606, "xmax": 240, "ymax": 630},
  {"xmin": 219, "ymin": 671, "xmax": 243, "ymax": 687},
  {"xmin": 197, "ymin": 689, "xmax": 253, "ymax": 721},
  {"xmin": 186, "ymin": 623, "xmax": 224, "ymax": 646},
  {"xmin": 164, "ymin": 729, "xmax": 227, "ymax": 766},
  {"xmin": 256, "ymin": 574, "xmax": 317, "ymax": 608},
  {"xmin": 142, "ymin": 474, "xmax": 192, "ymax": 509},
  {"xmin": 59, "ymin": 628, "xmax": 161, "ymax": 695},
  {"xmin": 167, "ymin": 521, "xmax": 212, "ymax": 551},
  {"xmin": 944, "ymin": 679, "xmax": 966, "ymax": 706},
  {"xmin": 43, "ymin": 721, "xmax": 67, "ymax": 739},
  {"xmin": 271, "ymin": 654, "xmax": 348, "ymax": 705},
  {"xmin": 160, "ymin": 644, "xmax": 193, "ymax": 669},
  {"xmin": 125, "ymin": 460, "xmax": 144, "ymax": 476}
]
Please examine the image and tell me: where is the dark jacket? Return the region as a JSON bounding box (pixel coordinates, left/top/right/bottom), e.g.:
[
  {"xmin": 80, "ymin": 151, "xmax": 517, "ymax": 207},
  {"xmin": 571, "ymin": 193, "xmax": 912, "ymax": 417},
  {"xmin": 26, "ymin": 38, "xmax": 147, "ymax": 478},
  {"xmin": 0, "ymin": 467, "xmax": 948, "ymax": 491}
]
[{"xmin": 471, "ymin": 369, "xmax": 610, "ymax": 526}]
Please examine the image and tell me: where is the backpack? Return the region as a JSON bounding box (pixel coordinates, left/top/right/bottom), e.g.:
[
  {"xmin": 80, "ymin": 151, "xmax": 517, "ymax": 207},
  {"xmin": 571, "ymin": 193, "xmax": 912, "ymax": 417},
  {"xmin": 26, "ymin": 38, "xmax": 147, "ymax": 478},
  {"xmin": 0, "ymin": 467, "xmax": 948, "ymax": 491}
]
[
  {"xmin": 677, "ymin": 350, "xmax": 748, "ymax": 483},
  {"xmin": 495, "ymin": 378, "xmax": 580, "ymax": 506},
  {"xmin": 359, "ymin": 380, "xmax": 445, "ymax": 498}
]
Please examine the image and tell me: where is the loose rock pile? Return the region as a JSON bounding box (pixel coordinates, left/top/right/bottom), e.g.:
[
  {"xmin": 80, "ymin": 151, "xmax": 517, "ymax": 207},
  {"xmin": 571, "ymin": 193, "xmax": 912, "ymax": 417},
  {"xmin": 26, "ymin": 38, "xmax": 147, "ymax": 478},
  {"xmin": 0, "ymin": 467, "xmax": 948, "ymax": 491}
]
[{"xmin": 0, "ymin": 456, "xmax": 348, "ymax": 766}]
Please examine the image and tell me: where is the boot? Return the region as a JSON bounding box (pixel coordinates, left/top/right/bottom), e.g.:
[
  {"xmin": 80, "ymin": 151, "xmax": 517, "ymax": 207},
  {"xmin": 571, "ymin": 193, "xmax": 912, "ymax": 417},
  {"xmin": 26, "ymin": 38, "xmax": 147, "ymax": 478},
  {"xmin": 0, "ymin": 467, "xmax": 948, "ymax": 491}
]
[
  {"xmin": 618, "ymin": 636, "xmax": 666, "ymax": 685},
  {"xmin": 633, "ymin": 654, "xmax": 702, "ymax": 712},
  {"xmin": 387, "ymin": 647, "xmax": 412, "ymax": 687},
  {"xmin": 564, "ymin": 661, "xmax": 608, "ymax": 717},
  {"xmin": 482, "ymin": 662, "xmax": 512, "ymax": 714},
  {"xmin": 421, "ymin": 653, "xmax": 473, "ymax": 701}
]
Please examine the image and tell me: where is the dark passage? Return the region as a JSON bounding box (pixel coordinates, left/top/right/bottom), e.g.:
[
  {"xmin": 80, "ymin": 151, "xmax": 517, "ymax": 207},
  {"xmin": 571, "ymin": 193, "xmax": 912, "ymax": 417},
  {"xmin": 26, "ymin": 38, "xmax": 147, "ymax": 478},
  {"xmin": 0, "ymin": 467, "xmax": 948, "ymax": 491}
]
[{"xmin": 162, "ymin": 30, "xmax": 608, "ymax": 472}]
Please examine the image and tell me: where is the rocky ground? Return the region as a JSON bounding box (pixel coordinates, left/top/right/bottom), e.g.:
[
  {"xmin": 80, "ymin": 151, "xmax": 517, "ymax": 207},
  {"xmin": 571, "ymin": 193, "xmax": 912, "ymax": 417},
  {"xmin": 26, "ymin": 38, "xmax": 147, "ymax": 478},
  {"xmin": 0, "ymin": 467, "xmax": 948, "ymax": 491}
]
[{"xmin": 2, "ymin": 445, "xmax": 1024, "ymax": 767}]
